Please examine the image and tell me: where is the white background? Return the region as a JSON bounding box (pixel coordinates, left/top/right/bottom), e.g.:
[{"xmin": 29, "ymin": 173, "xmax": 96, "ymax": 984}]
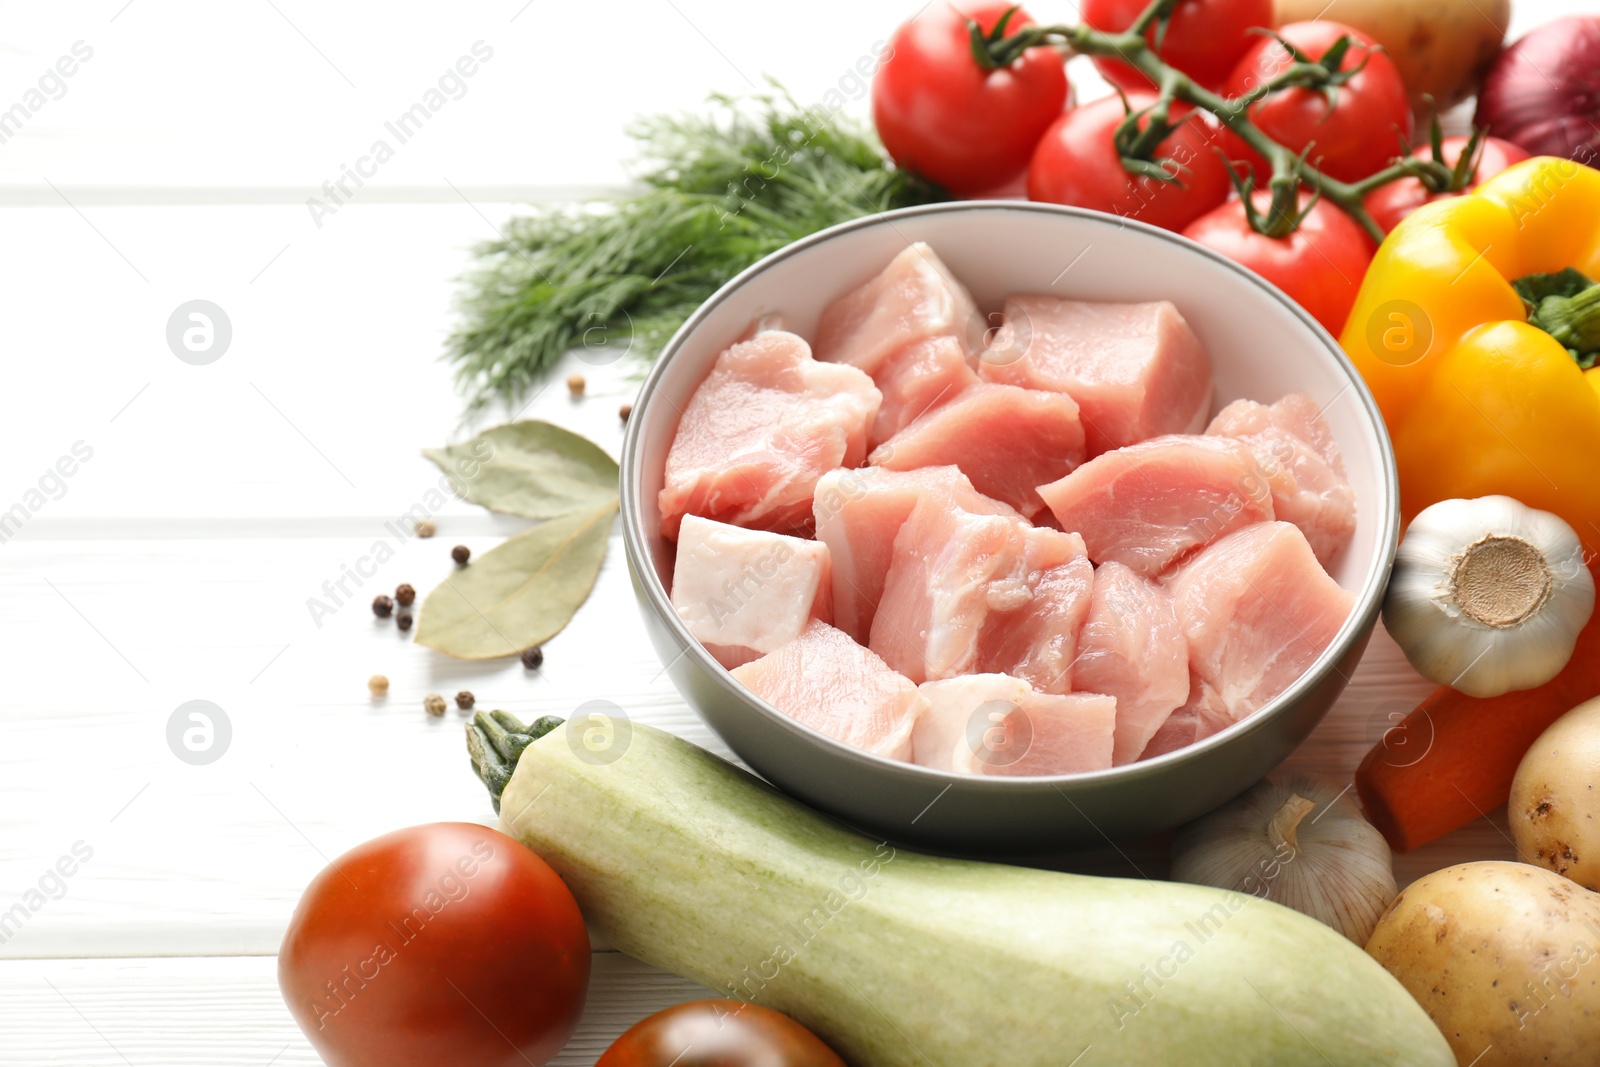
[{"xmin": 0, "ymin": 0, "xmax": 1570, "ymax": 1063}]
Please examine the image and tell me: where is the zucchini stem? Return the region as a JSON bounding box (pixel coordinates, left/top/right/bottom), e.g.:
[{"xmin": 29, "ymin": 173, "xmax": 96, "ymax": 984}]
[{"xmin": 467, "ymin": 710, "xmax": 564, "ymax": 813}]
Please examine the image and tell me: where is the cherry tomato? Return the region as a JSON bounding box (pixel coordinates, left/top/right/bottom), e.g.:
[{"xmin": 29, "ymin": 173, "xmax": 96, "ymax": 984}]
[
  {"xmin": 1183, "ymin": 191, "xmax": 1376, "ymax": 335},
  {"xmin": 1028, "ymin": 92, "xmax": 1232, "ymax": 232},
  {"xmin": 279, "ymin": 823, "xmax": 589, "ymax": 1067},
  {"xmin": 873, "ymin": 2, "xmax": 1068, "ymax": 196},
  {"xmin": 1364, "ymin": 136, "xmax": 1532, "ymax": 233},
  {"xmin": 596, "ymin": 1000, "xmax": 846, "ymax": 1067},
  {"xmin": 1082, "ymin": 0, "xmax": 1273, "ymax": 91},
  {"xmin": 1221, "ymin": 21, "xmax": 1413, "ymax": 183}
]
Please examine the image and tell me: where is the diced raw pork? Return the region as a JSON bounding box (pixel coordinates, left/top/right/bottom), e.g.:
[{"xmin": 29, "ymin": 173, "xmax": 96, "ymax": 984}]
[
  {"xmin": 914, "ymin": 675, "xmax": 1116, "ymax": 775},
  {"xmin": 1138, "ymin": 675, "xmax": 1232, "ymax": 760},
  {"xmin": 979, "ymin": 296, "xmax": 1213, "ymax": 455},
  {"xmin": 659, "ymin": 330, "xmax": 881, "ymax": 539},
  {"xmin": 1037, "ymin": 433, "xmax": 1275, "ymax": 577},
  {"xmin": 1075, "ymin": 562, "xmax": 1191, "ymax": 764},
  {"xmin": 974, "ymin": 552, "xmax": 1094, "ymax": 695},
  {"xmin": 913, "ymin": 674, "xmax": 1032, "ymax": 771},
  {"xmin": 1168, "ymin": 521, "xmax": 1355, "ymax": 724},
  {"xmin": 731, "ymin": 620, "xmax": 925, "ymax": 762},
  {"xmin": 670, "ymin": 516, "xmax": 832, "ymax": 669},
  {"xmin": 869, "ymin": 497, "xmax": 1029, "ymax": 683},
  {"xmin": 868, "ymin": 335, "xmax": 979, "ymax": 449},
  {"xmin": 979, "ymin": 692, "xmax": 1118, "ymax": 777},
  {"xmin": 870, "ymin": 383, "xmax": 1087, "ymax": 519},
  {"xmin": 813, "ymin": 465, "xmax": 1017, "ymax": 644},
  {"xmin": 1206, "ymin": 393, "xmax": 1356, "ymax": 567},
  {"xmin": 813, "ymin": 243, "xmax": 982, "ymax": 376}
]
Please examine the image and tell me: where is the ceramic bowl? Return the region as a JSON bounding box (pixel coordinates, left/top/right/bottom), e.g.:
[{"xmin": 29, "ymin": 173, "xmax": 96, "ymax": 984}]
[{"xmin": 620, "ymin": 202, "xmax": 1397, "ymax": 856}]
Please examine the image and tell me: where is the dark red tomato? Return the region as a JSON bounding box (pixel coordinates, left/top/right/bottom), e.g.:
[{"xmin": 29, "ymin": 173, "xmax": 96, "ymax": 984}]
[
  {"xmin": 1221, "ymin": 21, "xmax": 1413, "ymax": 183},
  {"xmin": 1183, "ymin": 191, "xmax": 1376, "ymax": 335},
  {"xmin": 596, "ymin": 1000, "xmax": 846, "ymax": 1067},
  {"xmin": 873, "ymin": 2, "xmax": 1068, "ymax": 196},
  {"xmin": 1028, "ymin": 92, "xmax": 1232, "ymax": 231},
  {"xmin": 1365, "ymin": 136, "xmax": 1532, "ymax": 233},
  {"xmin": 1082, "ymin": 0, "xmax": 1273, "ymax": 91},
  {"xmin": 279, "ymin": 823, "xmax": 589, "ymax": 1067}
]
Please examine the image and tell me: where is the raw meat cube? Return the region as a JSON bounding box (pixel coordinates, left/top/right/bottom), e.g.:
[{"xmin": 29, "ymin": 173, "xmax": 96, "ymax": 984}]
[
  {"xmin": 914, "ymin": 676, "xmax": 1116, "ymax": 775},
  {"xmin": 670, "ymin": 515, "xmax": 833, "ymax": 669},
  {"xmin": 1037, "ymin": 434, "xmax": 1275, "ymax": 577},
  {"xmin": 869, "ymin": 497, "xmax": 1028, "ymax": 683},
  {"xmin": 813, "ymin": 243, "xmax": 982, "ymax": 376},
  {"xmin": 1168, "ymin": 521, "xmax": 1355, "ymax": 724},
  {"xmin": 975, "ymin": 553, "xmax": 1094, "ymax": 695},
  {"xmin": 1206, "ymin": 393, "xmax": 1356, "ymax": 567},
  {"xmin": 731, "ymin": 620, "xmax": 925, "ymax": 762},
  {"xmin": 659, "ymin": 330, "xmax": 880, "ymax": 539},
  {"xmin": 813, "ymin": 465, "xmax": 1017, "ymax": 644},
  {"xmin": 979, "ymin": 296, "xmax": 1213, "ymax": 455},
  {"xmin": 979, "ymin": 692, "xmax": 1118, "ymax": 777},
  {"xmin": 913, "ymin": 674, "xmax": 1032, "ymax": 772},
  {"xmin": 1137, "ymin": 676, "xmax": 1231, "ymax": 760},
  {"xmin": 868, "ymin": 335, "xmax": 979, "ymax": 449},
  {"xmin": 1075, "ymin": 562, "xmax": 1191, "ymax": 764},
  {"xmin": 870, "ymin": 383, "xmax": 1087, "ymax": 519}
]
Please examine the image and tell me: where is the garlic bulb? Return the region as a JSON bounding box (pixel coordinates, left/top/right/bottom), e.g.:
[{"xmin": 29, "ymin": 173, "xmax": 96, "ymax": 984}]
[
  {"xmin": 1384, "ymin": 495, "xmax": 1594, "ymax": 698},
  {"xmin": 1170, "ymin": 774, "xmax": 1397, "ymax": 944}
]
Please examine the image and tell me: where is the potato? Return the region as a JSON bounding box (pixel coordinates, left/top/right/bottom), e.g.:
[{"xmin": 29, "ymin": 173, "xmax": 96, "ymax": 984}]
[
  {"xmin": 1273, "ymin": 0, "xmax": 1510, "ymax": 112},
  {"xmin": 1511, "ymin": 696, "xmax": 1600, "ymax": 890},
  {"xmin": 1366, "ymin": 861, "xmax": 1600, "ymax": 1066}
]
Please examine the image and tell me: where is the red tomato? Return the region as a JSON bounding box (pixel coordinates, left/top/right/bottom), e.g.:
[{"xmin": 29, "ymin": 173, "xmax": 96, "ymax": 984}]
[
  {"xmin": 873, "ymin": 3, "xmax": 1068, "ymax": 196},
  {"xmin": 1364, "ymin": 136, "xmax": 1532, "ymax": 232},
  {"xmin": 279, "ymin": 823, "xmax": 589, "ymax": 1067},
  {"xmin": 1083, "ymin": 0, "xmax": 1273, "ymax": 91},
  {"xmin": 1027, "ymin": 93, "xmax": 1232, "ymax": 231},
  {"xmin": 1221, "ymin": 21, "xmax": 1413, "ymax": 183},
  {"xmin": 596, "ymin": 1000, "xmax": 846, "ymax": 1067},
  {"xmin": 1183, "ymin": 191, "xmax": 1376, "ymax": 335}
]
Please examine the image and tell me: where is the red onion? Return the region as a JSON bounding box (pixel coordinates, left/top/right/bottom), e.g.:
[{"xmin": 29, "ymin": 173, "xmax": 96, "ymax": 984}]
[{"xmin": 1475, "ymin": 16, "xmax": 1600, "ymax": 165}]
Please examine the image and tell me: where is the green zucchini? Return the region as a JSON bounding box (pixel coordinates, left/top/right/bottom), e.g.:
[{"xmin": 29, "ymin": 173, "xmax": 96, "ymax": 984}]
[{"xmin": 467, "ymin": 712, "xmax": 1451, "ymax": 1066}]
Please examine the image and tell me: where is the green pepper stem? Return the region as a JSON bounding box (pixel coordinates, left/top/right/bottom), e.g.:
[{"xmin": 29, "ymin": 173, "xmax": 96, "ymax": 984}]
[
  {"xmin": 466, "ymin": 710, "xmax": 563, "ymax": 813},
  {"xmin": 1532, "ymin": 284, "xmax": 1600, "ymax": 366}
]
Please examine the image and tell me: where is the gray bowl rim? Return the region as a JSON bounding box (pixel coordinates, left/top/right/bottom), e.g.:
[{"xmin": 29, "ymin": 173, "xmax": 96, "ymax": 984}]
[{"xmin": 619, "ymin": 199, "xmax": 1400, "ymax": 791}]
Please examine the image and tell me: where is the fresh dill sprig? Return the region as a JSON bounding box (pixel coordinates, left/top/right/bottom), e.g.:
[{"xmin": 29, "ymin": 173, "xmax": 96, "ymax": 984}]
[{"xmin": 446, "ymin": 89, "xmax": 945, "ymax": 412}]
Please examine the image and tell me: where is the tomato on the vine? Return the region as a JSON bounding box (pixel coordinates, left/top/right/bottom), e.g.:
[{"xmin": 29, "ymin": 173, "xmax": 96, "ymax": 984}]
[
  {"xmin": 1183, "ymin": 191, "xmax": 1376, "ymax": 335},
  {"xmin": 1028, "ymin": 92, "xmax": 1232, "ymax": 232},
  {"xmin": 279, "ymin": 823, "xmax": 589, "ymax": 1067},
  {"xmin": 873, "ymin": 3, "xmax": 1068, "ymax": 196},
  {"xmin": 1365, "ymin": 136, "xmax": 1532, "ymax": 233},
  {"xmin": 1221, "ymin": 21, "xmax": 1413, "ymax": 183},
  {"xmin": 596, "ymin": 1000, "xmax": 846, "ymax": 1067},
  {"xmin": 1082, "ymin": 0, "xmax": 1273, "ymax": 91}
]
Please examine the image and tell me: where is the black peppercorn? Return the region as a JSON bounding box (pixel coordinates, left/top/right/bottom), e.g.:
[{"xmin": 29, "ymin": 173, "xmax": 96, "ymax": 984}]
[
  {"xmin": 455, "ymin": 691, "xmax": 475, "ymax": 711},
  {"xmin": 372, "ymin": 595, "xmax": 394, "ymax": 618},
  {"xmin": 396, "ymin": 611, "xmax": 413, "ymax": 631},
  {"xmin": 451, "ymin": 545, "xmax": 471, "ymax": 565},
  {"xmin": 521, "ymin": 645, "xmax": 544, "ymax": 670},
  {"xmin": 395, "ymin": 583, "xmax": 416, "ymax": 607}
]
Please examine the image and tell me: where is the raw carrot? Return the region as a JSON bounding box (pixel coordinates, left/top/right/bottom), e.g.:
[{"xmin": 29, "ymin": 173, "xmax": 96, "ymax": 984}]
[{"xmin": 1356, "ymin": 611, "xmax": 1600, "ymax": 852}]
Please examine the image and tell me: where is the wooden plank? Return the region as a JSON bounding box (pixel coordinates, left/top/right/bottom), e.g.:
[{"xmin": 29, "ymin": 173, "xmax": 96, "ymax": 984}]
[{"xmin": 0, "ymin": 953, "xmax": 706, "ymax": 1066}]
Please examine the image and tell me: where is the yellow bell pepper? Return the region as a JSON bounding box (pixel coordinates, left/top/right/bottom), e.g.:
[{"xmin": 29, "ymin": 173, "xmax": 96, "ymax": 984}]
[{"xmin": 1342, "ymin": 157, "xmax": 1600, "ymax": 548}]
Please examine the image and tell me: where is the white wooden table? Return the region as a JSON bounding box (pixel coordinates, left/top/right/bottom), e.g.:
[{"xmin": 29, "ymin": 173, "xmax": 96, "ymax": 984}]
[{"xmin": 0, "ymin": 1, "xmax": 1563, "ymax": 1062}]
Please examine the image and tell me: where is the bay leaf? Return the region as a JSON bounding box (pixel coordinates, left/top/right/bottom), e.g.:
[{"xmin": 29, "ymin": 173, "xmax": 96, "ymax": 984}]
[
  {"xmin": 424, "ymin": 420, "xmax": 618, "ymax": 520},
  {"xmin": 416, "ymin": 502, "xmax": 617, "ymax": 659}
]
